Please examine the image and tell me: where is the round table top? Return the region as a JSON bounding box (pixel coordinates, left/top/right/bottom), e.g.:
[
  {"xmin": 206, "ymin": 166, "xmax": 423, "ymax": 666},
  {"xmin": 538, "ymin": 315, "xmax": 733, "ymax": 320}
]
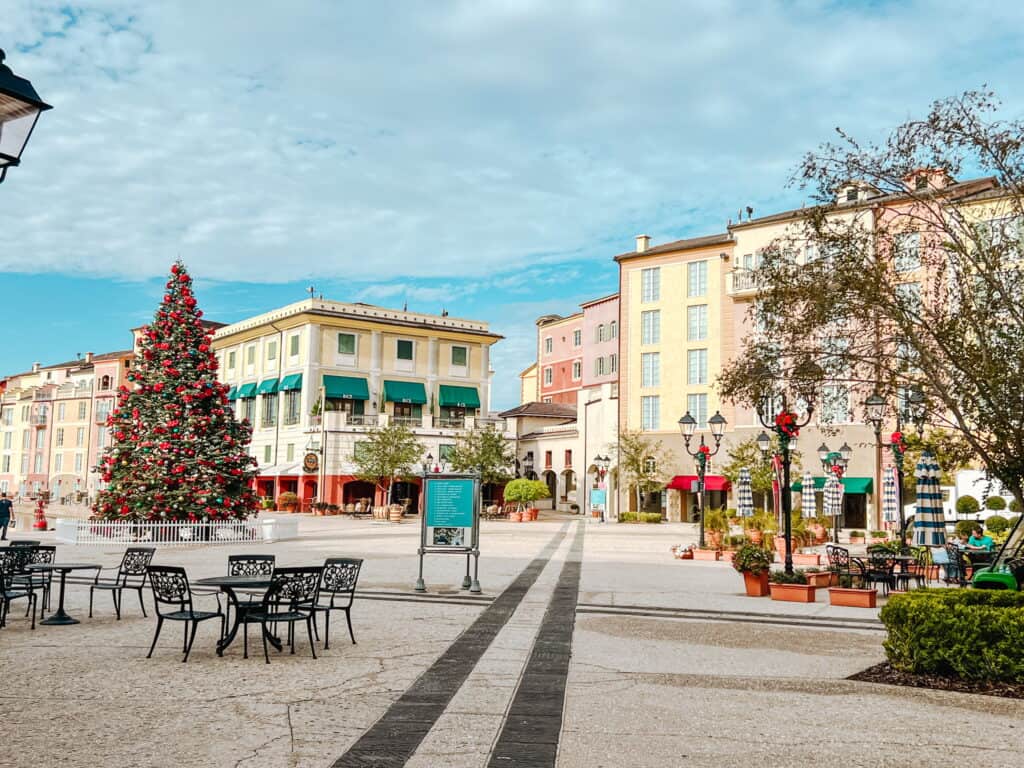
[
  {"xmin": 195, "ymin": 575, "xmax": 273, "ymax": 589},
  {"xmin": 27, "ymin": 563, "xmax": 101, "ymax": 572}
]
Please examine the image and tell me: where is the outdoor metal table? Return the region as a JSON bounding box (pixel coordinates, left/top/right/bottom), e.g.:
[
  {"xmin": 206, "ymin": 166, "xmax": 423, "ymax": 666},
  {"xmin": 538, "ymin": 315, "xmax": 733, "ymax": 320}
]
[
  {"xmin": 194, "ymin": 575, "xmax": 281, "ymax": 655},
  {"xmin": 27, "ymin": 563, "xmax": 101, "ymax": 626}
]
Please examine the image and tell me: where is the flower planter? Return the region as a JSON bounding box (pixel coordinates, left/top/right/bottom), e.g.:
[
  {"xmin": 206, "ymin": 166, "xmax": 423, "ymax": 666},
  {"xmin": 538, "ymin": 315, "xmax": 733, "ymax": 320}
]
[
  {"xmin": 592, "ymin": 510, "xmax": 601, "ymax": 518},
  {"xmin": 720, "ymin": 551, "xmax": 736, "ymax": 565},
  {"xmin": 792, "ymin": 553, "xmax": 821, "ymax": 567},
  {"xmin": 747, "ymin": 530, "xmax": 764, "ymax": 546},
  {"xmin": 849, "ymin": 536, "xmax": 865, "ymax": 545},
  {"xmin": 804, "ymin": 571, "xmax": 831, "ymax": 588},
  {"xmin": 828, "ymin": 587, "xmax": 877, "ymax": 608},
  {"xmin": 707, "ymin": 531, "xmax": 724, "ymax": 549},
  {"xmin": 812, "ymin": 525, "xmax": 829, "ymax": 545},
  {"xmin": 527, "ymin": 508, "xmax": 539, "ymax": 521},
  {"xmin": 693, "ymin": 549, "xmax": 721, "ymax": 561},
  {"xmin": 509, "ymin": 511, "xmax": 522, "ymax": 523},
  {"xmin": 388, "ymin": 505, "xmax": 404, "ymax": 523},
  {"xmin": 869, "ymin": 537, "xmax": 888, "ymax": 545},
  {"xmin": 769, "ymin": 584, "xmax": 817, "ymax": 603},
  {"xmin": 742, "ymin": 571, "xmax": 770, "ymax": 597}
]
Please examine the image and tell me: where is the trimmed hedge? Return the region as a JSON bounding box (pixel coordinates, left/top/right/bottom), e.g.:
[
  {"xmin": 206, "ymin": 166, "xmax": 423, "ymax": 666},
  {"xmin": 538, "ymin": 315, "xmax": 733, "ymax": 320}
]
[{"xmin": 880, "ymin": 590, "xmax": 1024, "ymax": 682}]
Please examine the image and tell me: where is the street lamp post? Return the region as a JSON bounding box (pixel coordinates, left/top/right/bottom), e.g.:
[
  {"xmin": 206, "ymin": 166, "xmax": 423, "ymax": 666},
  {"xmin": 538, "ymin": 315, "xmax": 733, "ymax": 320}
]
[
  {"xmin": 594, "ymin": 454, "xmax": 611, "ymax": 522},
  {"xmin": 0, "ymin": 49, "xmax": 53, "ymax": 184},
  {"xmin": 678, "ymin": 411, "xmax": 727, "ymax": 548},
  {"xmin": 866, "ymin": 390, "xmax": 926, "ymax": 547},
  {"xmin": 817, "ymin": 441, "xmax": 851, "ymax": 543}
]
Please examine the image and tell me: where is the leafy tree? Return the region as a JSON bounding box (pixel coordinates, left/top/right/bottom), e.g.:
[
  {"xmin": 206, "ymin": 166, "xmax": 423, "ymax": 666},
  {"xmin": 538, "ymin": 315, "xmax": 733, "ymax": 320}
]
[
  {"xmin": 615, "ymin": 428, "xmax": 673, "ymax": 514},
  {"xmin": 447, "ymin": 424, "xmax": 515, "ymax": 487},
  {"xmin": 900, "ymin": 429, "xmax": 975, "ymax": 497},
  {"xmin": 352, "ymin": 422, "xmax": 424, "ymax": 505},
  {"xmin": 955, "ymin": 495, "xmax": 980, "ymax": 518},
  {"xmin": 502, "ymin": 478, "xmax": 550, "ymax": 511},
  {"xmin": 94, "ymin": 261, "xmax": 257, "ymax": 521},
  {"xmin": 721, "ymin": 436, "xmax": 803, "ymax": 513},
  {"xmin": 718, "ymin": 90, "xmax": 1024, "ymax": 517}
]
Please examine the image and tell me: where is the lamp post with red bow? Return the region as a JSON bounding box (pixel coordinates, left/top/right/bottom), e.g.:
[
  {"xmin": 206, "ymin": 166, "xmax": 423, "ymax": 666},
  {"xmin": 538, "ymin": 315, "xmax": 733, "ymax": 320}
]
[
  {"xmin": 866, "ymin": 389, "xmax": 925, "ymax": 546},
  {"xmin": 678, "ymin": 411, "xmax": 727, "ymax": 548}
]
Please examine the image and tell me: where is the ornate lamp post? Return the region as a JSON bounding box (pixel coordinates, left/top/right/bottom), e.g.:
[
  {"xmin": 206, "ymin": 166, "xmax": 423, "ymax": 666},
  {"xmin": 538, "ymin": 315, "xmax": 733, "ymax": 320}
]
[
  {"xmin": 866, "ymin": 390, "xmax": 925, "ymax": 546},
  {"xmin": 817, "ymin": 441, "xmax": 851, "ymax": 542},
  {"xmin": 0, "ymin": 49, "xmax": 53, "ymax": 184},
  {"xmin": 594, "ymin": 454, "xmax": 611, "ymax": 522},
  {"xmin": 678, "ymin": 410, "xmax": 727, "ymax": 548}
]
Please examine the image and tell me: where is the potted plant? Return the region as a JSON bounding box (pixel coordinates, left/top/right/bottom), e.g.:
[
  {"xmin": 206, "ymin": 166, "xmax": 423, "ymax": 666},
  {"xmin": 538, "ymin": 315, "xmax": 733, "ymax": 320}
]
[
  {"xmin": 869, "ymin": 529, "xmax": 888, "ymax": 544},
  {"xmin": 742, "ymin": 511, "xmax": 775, "ymax": 546},
  {"xmin": 802, "ymin": 567, "xmax": 832, "ymax": 588},
  {"xmin": 732, "ymin": 544, "xmax": 773, "ymax": 596},
  {"xmin": 768, "ymin": 570, "xmax": 817, "ymax": 603},
  {"xmin": 827, "ymin": 575, "xmax": 877, "ymax": 607},
  {"xmin": 693, "ymin": 546, "xmax": 721, "ymax": 561},
  {"xmin": 719, "ymin": 534, "xmax": 744, "ymax": 565},
  {"xmin": 792, "ymin": 550, "xmax": 822, "ymax": 567},
  {"xmin": 278, "ymin": 491, "xmax": 300, "ymax": 513},
  {"xmin": 503, "ymin": 478, "xmax": 550, "ymax": 523},
  {"xmin": 848, "ymin": 530, "xmax": 865, "ymax": 545},
  {"xmin": 704, "ymin": 508, "xmax": 729, "ymax": 550},
  {"xmin": 260, "ymin": 496, "xmax": 275, "ymax": 511},
  {"xmin": 726, "ymin": 508, "xmax": 740, "ymax": 526}
]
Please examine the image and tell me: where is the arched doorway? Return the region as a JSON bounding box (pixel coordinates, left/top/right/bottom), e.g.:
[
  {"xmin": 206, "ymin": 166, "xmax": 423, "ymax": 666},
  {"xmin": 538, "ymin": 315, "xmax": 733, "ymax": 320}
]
[
  {"xmin": 542, "ymin": 470, "xmax": 557, "ymax": 509},
  {"xmin": 343, "ymin": 480, "xmax": 376, "ymax": 507},
  {"xmin": 561, "ymin": 469, "xmax": 577, "ymax": 511},
  {"xmin": 391, "ymin": 480, "xmax": 421, "ymax": 514}
]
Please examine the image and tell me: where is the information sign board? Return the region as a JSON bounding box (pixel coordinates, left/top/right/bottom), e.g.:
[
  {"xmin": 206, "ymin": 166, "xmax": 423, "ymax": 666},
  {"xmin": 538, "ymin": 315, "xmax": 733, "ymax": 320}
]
[{"xmin": 416, "ymin": 473, "xmax": 481, "ymax": 593}]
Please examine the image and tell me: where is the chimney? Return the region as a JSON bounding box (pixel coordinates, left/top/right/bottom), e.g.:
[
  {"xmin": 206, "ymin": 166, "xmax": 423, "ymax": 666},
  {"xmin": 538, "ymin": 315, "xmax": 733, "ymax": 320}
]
[
  {"xmin": 32, "ymin": 362, "xmax": 40, "ymax": 373},
  {"xmin": 85, "ymin": 352, "xmax": 94, "ymax": 363},
  {"xmin": 635, "ymin": 234, "xmax": 650, "ymax": 253}
]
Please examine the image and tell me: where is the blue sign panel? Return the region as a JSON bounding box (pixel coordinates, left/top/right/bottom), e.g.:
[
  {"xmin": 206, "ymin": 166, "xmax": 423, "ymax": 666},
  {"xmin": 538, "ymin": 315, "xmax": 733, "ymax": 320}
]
[
  {"xmin": 425, "ymin": 478, "xmax": 475, "ymax": 528},
  {"xmin": 590, "ymin": 489, "xmax": 606, "ymax": 506}
]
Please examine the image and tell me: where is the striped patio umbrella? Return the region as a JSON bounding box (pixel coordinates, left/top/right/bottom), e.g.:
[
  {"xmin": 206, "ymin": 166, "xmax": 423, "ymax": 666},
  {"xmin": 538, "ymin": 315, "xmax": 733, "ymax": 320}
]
[
  {"xmin": 736, "ymin": 467, "xmax": 755, "ymax": 518},
  {"xmin": 823, "ymin": 474, "xmax": 843, "ymax": 522},
  {"xmin": 913, "ymin": 450, "xmax": 946, "ymax": 546},
  {"xmin": 801, "ymin": 471, "xmax": 816, "ymax": 518},
  {"xmin": 882, "ymin": 469, "xmax": 899, "ymax": 524}
]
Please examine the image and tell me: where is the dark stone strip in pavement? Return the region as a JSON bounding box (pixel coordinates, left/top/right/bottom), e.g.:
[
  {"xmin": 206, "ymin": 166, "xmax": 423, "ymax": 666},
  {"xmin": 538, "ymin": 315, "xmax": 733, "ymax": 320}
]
[
  {"xmin": 488, "ymin": 521, "xmax": 585, "ymax": 768},
  {"xmin": 329, "ymin": 523, "xmax": 571, "ymax": 768}
]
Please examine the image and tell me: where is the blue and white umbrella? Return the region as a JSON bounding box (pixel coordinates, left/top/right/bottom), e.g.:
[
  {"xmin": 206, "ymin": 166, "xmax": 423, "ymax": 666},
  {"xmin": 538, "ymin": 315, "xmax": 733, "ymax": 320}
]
[
  {"xmin": 882, "ymin": 469, "xmax": 899, "ymax": 524},
  {"xmin": 913, "ymin": 450, "xmax": 946, "ymax": 546},
  {"xmin": 736, "ymin": 467, "xmax": 755, "ymax": 518},
  {"xmin": 801, "ymin": 471, "xmax": 816, "ymax": 518}
]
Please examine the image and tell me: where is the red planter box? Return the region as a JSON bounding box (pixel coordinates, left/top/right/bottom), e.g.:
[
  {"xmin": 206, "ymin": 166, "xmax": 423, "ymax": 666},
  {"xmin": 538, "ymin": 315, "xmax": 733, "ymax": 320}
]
[
  {"xmin": 792, "ymin": 553, "xmax": 821, "ymax": 567},
  {"xmin": 693, "ymin": 549, "xmax": 721, "ymax": 561},
  {"xmin": 720, "ymin": 551, "xmax": 736, "ymax": 565},
  {"xmin": 742, "ymin": 571, "xmax": 770, "ymax": 597},
  {"xmin": 769, "ymin": 584, "xmax": 817, "ymax": 603},
  {"xmin": 828, "ymin": 587, "xmax": 877, "ymax": 608},
  {"xmin": 803, "ymin": 571, "xmax": 831, "ymax": 588}
]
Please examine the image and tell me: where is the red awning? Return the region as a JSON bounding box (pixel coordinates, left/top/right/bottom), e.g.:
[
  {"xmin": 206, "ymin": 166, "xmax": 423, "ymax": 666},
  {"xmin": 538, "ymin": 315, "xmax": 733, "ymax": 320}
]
[{"xmin": 665, "ymin": 475, "xmax": 731, "ymax": 492}]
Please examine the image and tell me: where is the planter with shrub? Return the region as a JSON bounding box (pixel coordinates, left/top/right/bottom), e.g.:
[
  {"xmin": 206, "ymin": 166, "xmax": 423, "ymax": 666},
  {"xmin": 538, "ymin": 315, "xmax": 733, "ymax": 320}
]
[
  {"xmin": 278, "ymin": 491, "xmax": 300, "ymax": 512},
  {"xmin": 768, "ymin": 570, "xmax": 816, "ymax": 603},
  {"xmin": 792, "ymin": 552, "xmax": 822, "ymax": 567},
  {"xmin": 741, "ymin": 511, "xmax": 775, "ymax": 546},
  {"xmin": 732, "ymin": 544, "xmax": 773, "ymax": 596},
  {"xmin": 704, "ymin": 508, "xmax": 729, "ymax": 549},
  {"xmin": 619, "ymin": 511, "xmax": 638, "ymax": 523},
  {"xmin": 849, "ymin": 530, "xmax": 865, "ymax": 544},
  {"xmin": 802, "ymin": 568, "xmax": 832, "ymax": 588},
  {"xmin": 640, "ymin": 512, "xmax": 662, "ymax": 523},
  {"xmin": 503, "ymin": 479, "xmax": 550, "ymax": 523},
  {"xmin": 260, "ymin": 497, "xmax": 275, "ymax": 511},
  {"xmin": 693, "ymin": 548, "xmax": 720, "ymax": 561},
  {"xmin": 869, "ymin": 530, "xmax": 889, "ymax": 544},
  {"xmin": 828, "ymin": 574, "xmax": 877, "ymax": 607}
]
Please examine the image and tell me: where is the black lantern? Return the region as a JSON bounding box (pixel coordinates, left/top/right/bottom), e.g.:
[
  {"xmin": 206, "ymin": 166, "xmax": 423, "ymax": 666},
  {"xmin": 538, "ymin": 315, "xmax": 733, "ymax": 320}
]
[{"xmin": 0, "ymin": 49, "xmax": 52, "ymax": 184}]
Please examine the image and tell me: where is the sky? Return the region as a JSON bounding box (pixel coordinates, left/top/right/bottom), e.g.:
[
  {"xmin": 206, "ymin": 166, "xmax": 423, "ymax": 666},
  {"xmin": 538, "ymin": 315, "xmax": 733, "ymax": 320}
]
[{"xmin": 2, "ymin": 1, "xmax": 1024, "ymax": 408}]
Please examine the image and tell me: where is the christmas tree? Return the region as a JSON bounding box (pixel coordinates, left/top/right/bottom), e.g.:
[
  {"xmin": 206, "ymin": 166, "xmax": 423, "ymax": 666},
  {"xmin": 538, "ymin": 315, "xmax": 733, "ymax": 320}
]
[{"xmin": 93, "ymin": 261, "xmax": 258, "ymax": 521}]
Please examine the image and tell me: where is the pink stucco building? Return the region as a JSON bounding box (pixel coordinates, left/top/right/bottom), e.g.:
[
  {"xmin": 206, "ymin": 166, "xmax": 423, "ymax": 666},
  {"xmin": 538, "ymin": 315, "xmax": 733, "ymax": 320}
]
[{"xmin": 581, "ymin": 293, "xmax": 619, "ymax": 388}]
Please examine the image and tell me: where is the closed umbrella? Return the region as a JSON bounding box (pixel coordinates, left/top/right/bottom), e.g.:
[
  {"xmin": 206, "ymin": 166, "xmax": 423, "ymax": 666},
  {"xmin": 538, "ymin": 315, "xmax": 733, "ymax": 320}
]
[
  {"xmin": 801, "ymin": 471, "xmax": 816, "ymax": 518},
  {"xmin": 882, "ymin": 469, "xmax": 898, "ymax": 525},
  {"xmin": 913, "ymin": 450, "xmax": 946, "ymax": 547},
  {"xmin": 736, "ymin": 467, "xmax": 754, "ymax": 518},
  {"xmin": 824, "ymin": 474, "xmax": 843, "ymax": 525}
]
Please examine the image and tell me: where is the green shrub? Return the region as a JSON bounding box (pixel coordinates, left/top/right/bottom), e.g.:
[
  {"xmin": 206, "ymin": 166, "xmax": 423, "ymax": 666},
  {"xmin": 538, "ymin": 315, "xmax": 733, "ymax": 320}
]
[
  {"xmin": 278, "ymin": 491, "xmax": 299, "ymax": 506},
  {"xmin": 619, "ymin": 511, "xmax": 638, "ymax": 523},
  {"xmin": 704, "ymin": 507, "xmax": 729, "ymax": 532},
  {"xmin": 870, "ymin": 530, "xmax": 888, "ymax": 538},
  {"xmin": 725, "ymin": 508, "xmax": 738, "ymax": 519},
  {"xmin": 732, "ymin": 544, "xmax": 773, "ymax": 575},
  {"xmin": 742, "ymin": 511, "xmax": 776, "ymax": 533},
  {"xmin": 640, "ymin": 512, "xmax": 662, "ymax": 523},
  {"xmin": 955, "ymin": 520, "xmax": 976, "ymax": 539},
  {"xmin": 1010, "ymin": 499, "xmax": 1022, "ymax": 514},
  {"xmin": 769, "ymin": 569, "xmax": 808, "ymax": 585},
  {"xmin": 956, "ymin": 495, "xmax": 980, "ymax": 517},
  {"xmin": 850, "ymin": 530, "xmax": 865, "ymax": 538},
  {"xmin": 880, "ymin": 590, "xmax": 1024, "ymax": 682},
  {"xmin": 985, "ymin": 495, "xmax": 1007, "ymax": 511},
  {"xmin": 986, "ymin": 514, "xmax": 1010, "ymax": 534}
]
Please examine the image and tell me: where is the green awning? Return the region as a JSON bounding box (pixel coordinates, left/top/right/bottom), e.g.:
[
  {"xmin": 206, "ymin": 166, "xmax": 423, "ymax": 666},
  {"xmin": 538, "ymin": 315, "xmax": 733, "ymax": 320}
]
[
  {"xmin": 792, "ymin": 476, "xmax": 873, "ymax": 494},
  {"xmin": 235, "ymin": 382, "xmax": 257, "ymax": 399},
  {"xmin": 383, "ymin": 380, "xmax": 427, "ymax": 405},
  {"xmin": 438, "ymin": 385, "xmax": 480, "ymax": 408},
  {"xmin": 323, "ymin": 375, "xmax": 369, "ymax": 400},
  {"xmin": 279, "ymin": 373, "xmax": 303, "ymax": 392},
  {"xmin": 256, "ymin": 378, "xmax": 279, "ymax": 395},
  {"xmin": 225, "ymin": 386, "xmax": 237, "ymax": 401}
]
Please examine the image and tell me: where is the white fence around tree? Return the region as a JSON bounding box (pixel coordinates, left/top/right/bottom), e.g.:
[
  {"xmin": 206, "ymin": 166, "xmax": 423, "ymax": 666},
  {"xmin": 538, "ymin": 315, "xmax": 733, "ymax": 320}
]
[{"xmin": 55, "ymin": 517, "xmax": 299, "ymax": 546}]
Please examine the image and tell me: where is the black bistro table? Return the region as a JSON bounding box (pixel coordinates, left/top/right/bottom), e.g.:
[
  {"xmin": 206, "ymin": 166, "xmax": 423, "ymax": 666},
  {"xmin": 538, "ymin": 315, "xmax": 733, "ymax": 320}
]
[
  {"xmin": 194, "ymin": 575, "xmax": 281, "ymax": 655},
  {"xmin": 27, "ymin": 562, "xmax": 102, "ymax": 625}
]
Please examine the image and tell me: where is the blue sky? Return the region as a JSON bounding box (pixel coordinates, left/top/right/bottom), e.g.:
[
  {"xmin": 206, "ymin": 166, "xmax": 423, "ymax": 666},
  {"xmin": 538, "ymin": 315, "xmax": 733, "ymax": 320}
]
[{"xmin": 3, "ymin": 1, "xmax": 1024, "ymax": 408}]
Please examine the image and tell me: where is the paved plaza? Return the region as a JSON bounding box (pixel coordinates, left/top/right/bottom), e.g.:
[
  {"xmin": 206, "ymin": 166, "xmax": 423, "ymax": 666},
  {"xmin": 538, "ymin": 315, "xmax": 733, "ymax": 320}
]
[{"xmin": 3, "ymin": 515, "xmax": 1023, "ymax": 768}]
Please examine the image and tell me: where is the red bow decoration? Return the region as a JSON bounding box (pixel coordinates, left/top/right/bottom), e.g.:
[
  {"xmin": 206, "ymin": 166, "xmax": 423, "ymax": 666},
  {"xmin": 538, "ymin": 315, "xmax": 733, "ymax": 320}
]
[
  {"xmin": 774, "ymin": 411, "xmax": 799, "ymax": 437},
  {"xmin": 699, "ymin": 444, "xmax": 711, "ymax": 455}
]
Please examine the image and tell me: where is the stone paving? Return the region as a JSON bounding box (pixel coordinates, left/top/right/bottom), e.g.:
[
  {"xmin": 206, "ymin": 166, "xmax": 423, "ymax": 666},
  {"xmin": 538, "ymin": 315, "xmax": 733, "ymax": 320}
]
[{"xmin": 2, "ymin": 516, "xmax": 1022, "ymax": 768}]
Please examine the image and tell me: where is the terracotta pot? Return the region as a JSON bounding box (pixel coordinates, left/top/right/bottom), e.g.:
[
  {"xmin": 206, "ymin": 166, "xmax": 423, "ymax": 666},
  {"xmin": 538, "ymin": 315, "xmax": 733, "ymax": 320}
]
[
  {"xmin": 748, "ymin": 529, "xmax": 764, "ymax": 546},
  {"xmin": 509, "ymin": 511, "xmax": 522, "ymax": 522},
  {"xmin": 742, "ymin": 570, "xmax": 770, "ymax": 597},
  {"xmin": 804, "ymin": 571, "xmax": 831, "ymax": 588},
  {"xmin": 811, "ymin": 524, "xmax": 828, "ymax": 545},
  {"xmin": 793, "ymin": 553, "xmax": 821, "ymax": 567},
  {"xmin": 720, "ymin": 551, "xmax": 736, "ymax": 565},
  {"xmin": 528, "ymin": 508, "xmax": 539, "ymax": 521},
  {"xmin": 769, "ymin": 584, "xmax": 817, "ymax": 603},
  {"xmin": 870, "ymin": 537, "xmax": 888, "ymax": 544},
  {"xmin": 828, "ymin": 587, "xmax": 877, "ymax": 608},
  {"xmin": 693, "ymin": 549, "xmax": 721, "ymax": 561},
  {"xmin": 592, "ymin": 510, "xmax": 601, "ymax": 518},
  {"xmin": 849, "ymin": 537, "xmax": 865, "ymax": 545},
  {"xmin": 774, "ymin": 536, "xmax": 788, "ymax": 559},
  {"xmin": 707, "ymin": 531, "xmax": 724, "ymax": 549}
]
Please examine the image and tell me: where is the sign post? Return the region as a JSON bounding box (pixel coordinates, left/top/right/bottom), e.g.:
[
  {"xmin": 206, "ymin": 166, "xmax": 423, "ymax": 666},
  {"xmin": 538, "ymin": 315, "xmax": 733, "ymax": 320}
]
[{"xmin": 416, "ymin": 472, "xmax": 481, "ymax": 593}]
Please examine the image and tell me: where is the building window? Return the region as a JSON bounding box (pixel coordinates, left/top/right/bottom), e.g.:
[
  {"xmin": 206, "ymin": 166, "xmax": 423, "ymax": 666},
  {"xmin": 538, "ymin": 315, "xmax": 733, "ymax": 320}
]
[
  {"xmin": 286, "ymin": 443, "xmax": 295, "ymax": 462},
  {"xmin": 641, "ymin": 267, "xmax": 660, "ymax": 303},
  {"xmin": 610, "ymin": 320, "xmax": 618, "ymax": 338},
  {"xmin": 572, "ymin": 361, "xmax": 582, "ymax": 380},
  {"xmin": 55, "ymin": 428, "xmax": 64, "ymax": 448},
  {"xmin": 686, "ymin": 394, "xmax": 708, "ymax": 428},
  {"xmin": 1, "ymin": 407, "xmax": 11, "ymax": 426},
  {"xmin": 263, "ymin": 445, "xmax": 272, "ymax": 464},
  {"xmin": 641, "ymin": 353, "xmax": 660, "ymax": 387},
  {"xmin": 76, "ymin": 427, "xmax": 84, "ymax": 447},
  {"xmin": 595, "ymin": 357, "xmax": 605, "ymax": 376},
  {"xmin": 564, "ymin": 449, "xmax": 572, "ymax": 467},
  {"xmin": 54, "ymin": 454, "xmax": 62, "ymax": 472},
  {"xmin": 573, "ymin": 329, "xmax": 582, "ymax": 347},
  {"xmin": 261, "ymin": 393, "xmax": 278, "ymax": 427},
  {"xmin": 543, "ymin": 367, "xmax": 553, "ymax": 386},
  {"xmin": 640, "ymin": 310, "xmax": 660, "ymax": 344},
  {"xmin": 687, "ymin": 305, "xmax": 708, "ymax": 341},
  {"xmin": 338, "ymin": 333, "xmax": 356, "ymax": 356},
  {"xmin": 227, "ymin": 352, "xmax": 236, "ymax": 370},
  {"xmin": 20, "ymin": 455, "xmax": 28, "ymax": 474},
  {"xmin": 2, "ymin": 432, "xmax": 10, "ymax": 449},
  {"xmin": 1, "ymin": 456, "xmax": 8, "ymax": 473},
  {"xmin": 74, "ymin": 454, "xmax": 82, "ymax": 472},
  {"xmin": 451, "ymin": 346, "xmax": 468, "ymax": 366},
  {"xmin": 915, "ymin": 175, "xmax": 928, "ymax": 191},
  {"xmin": 543, "ymin": 397, "xmax": 552, "ymax": 403},
  {"xmin": 35, "ymin": 429, "xmax": 45, "ymax": 449},
  {"xmin": 284, "ymin": 390, "xmax": 301, "ymax": 425},
  {"xmin": 544, "ymin": 451, "xmax": 553, "ymax": 468},
  {"xmin": 241, "ymin": 397, "xmax": 256, "ymax": 424},
  {"xmin": 894, "ymin": 232, "xmax": 920, "ymax": 272},
  {"xmin": 820, "ymin": 385, "xmax": 851, "ymax": 424},
  {"xmin": 267, "ymin": 340, "xmax": 278, "ymax": 361},
  {"xmin": 78, "ymin": 401, "xmax": 87, "ymax": 419},
  {"xmin": 57, "ymin": 403, "xmax": 65, "ymax": 421},
  {"xmin": 289, "ymin": 335, "xmax": 300, "ymax": 357},
  {"xmin": 397, "ymin": 339, "xmax": 414, "ymax": 360},
  {"xmin": 688, "ymin": 349, "xmax": 708, "ymax": 385},
  {"xmin": 687, "ymin": 261, "xmax": 708, "ymax": 297},
  {"xmin": 246, "ymin": 346, "xmax": 256, "ymax": 366},
  {"xmin": 595, "ymin": 325, "xmax": 604, "ymax": 343},
  {"xmin": 846, "ymin": 187, "xmax": 858, "ymax": 202},
  {"xmin": 34, "ymin": 454, "xmax": 43, "ymax": 473},
  {"xmin": 641, "ymin": 396, "xmax": 660, "ymax": 431},
  {"xmin": 97, "ymin": 427, "xmax": 107, "ymax": 449},
  {"xmin": 896, "ymin": 282, "xmax": 922, "ymax": 312},
  {"xmin": 544, "ymin": 337, "xmax": 553, "ymax": 355},
  {"xmin": 610, "ymin": 354, "xmax": 618, "ymax": 373}
]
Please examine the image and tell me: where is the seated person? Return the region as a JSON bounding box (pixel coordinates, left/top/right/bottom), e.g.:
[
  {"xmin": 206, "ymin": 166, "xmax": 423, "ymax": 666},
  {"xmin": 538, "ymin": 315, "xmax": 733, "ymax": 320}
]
[{"xmin": 965, "ymin": 525, "xmax": 994, "ymax": 552}]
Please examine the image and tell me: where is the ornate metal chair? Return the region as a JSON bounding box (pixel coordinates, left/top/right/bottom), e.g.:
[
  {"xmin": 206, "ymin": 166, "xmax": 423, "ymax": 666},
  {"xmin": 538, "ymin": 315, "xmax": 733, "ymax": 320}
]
[
  {"xmin": 863, "ymin": 550, "xmax": 898, "ymax": 595},
  {"xmin": 90, "ymin": 547, "xmax": 156, "ymax": 620},
  {"xmin": 825, "ymin": 544, "xmax": 865, "ymax": 586},
  {"xmin": 245, "ymin": 566, "xmax": 323, "ymax": 664},
  {"xmin": 145, "ymin": 565, "xmax": 224, "ymax": 663},
  {"xmin": 11, "ymin": 545, "xmax": 56, "ymax": 614},
  {"xmin": 941, "ymin": 543, "xmax": 971, "ymax": 587},
  {"xmin": 0, "ymin": 556, "xmax": 37, "ymax": 629},
  {"xmin": 311, "ymin": 558, "xmax": 363, "ymax": 649},
  {"xmin": 226, "ymin": 554, "xmax": 276, "ymax": 626}
]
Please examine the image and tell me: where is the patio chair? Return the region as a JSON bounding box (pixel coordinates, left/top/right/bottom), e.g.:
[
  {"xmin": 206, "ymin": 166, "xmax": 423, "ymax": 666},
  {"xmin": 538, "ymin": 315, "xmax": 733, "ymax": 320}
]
[
  {"xmin": 10, "ymin": 545, "xmax": 56, "ymax": 614},
  {"xmin": 895, "ymin": 547, "xmax": 929, "ymax": 591},
  {"xmin": 863, "ymin": 550, "xmax": 897, "ymax": 595},
  {"xmin": 941, "ymin": 544, "xmax": 970, "ymax": 588},
  {"xmin": 145, "ymin": 565, "xmax": 225, "ymax": 663},
  {"xmin": 825, "ymin": 545, "xmax": 865, "ymax": 587},
  {"xmin": 226, "ymin": 554, "xmax": 276, "ymax": 624},
  {"xmin": 245, "ymin": 566, "xmax": 322, "ymax": 664},
  {"xmin": 90, "ymin": 547, "xmax": 155, "ymax": 620},
  {"xmin": 310, "ymin": 558, "xmax": 363, "ymax": 649},
  {"xmin": 0, "ymin": 559, "xmax": 37, "ymax": 630}
]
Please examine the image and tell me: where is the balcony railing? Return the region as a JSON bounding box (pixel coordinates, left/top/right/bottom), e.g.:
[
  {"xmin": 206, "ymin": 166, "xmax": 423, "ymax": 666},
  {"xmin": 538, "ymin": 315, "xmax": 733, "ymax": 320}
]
[
  {"xmin": 727, "ymin": 269, "xmax": 759, "ymax": 295},
  {"xmin": 31, "ymin": 415, "xmax": 47, "ymax": 426},
  {"xmin": 392, "ymin": 415, "xmax": 421, "ymax": 427},
  {"xmin": 437, "ymin": 417, "xmax": 466, "ymax": 429},
  {"xmin": 346, "ymin": 413, "xmax": 372, "ymax": 426}
]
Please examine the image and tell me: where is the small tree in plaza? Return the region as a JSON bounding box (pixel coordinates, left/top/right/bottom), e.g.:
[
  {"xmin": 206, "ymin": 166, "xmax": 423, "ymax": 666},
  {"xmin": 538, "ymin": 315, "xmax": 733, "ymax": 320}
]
[
  {"xmin": 93, "ymin": 262, "xmax": 258, "ymax": 521},
  {"xmin": 615, "ymin": 428, "xmax": 673, "ymax": 514},
  {"xmin": 447, "ymin": 424, "xmax": 515, "ymax": 499},
  {"xmin": 502, "ymin": 478, "xmax": 550, "ymax": 513},
  {"xmin": 352, "ymin": 422, "xmax": 424, "ymax": 505}
]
